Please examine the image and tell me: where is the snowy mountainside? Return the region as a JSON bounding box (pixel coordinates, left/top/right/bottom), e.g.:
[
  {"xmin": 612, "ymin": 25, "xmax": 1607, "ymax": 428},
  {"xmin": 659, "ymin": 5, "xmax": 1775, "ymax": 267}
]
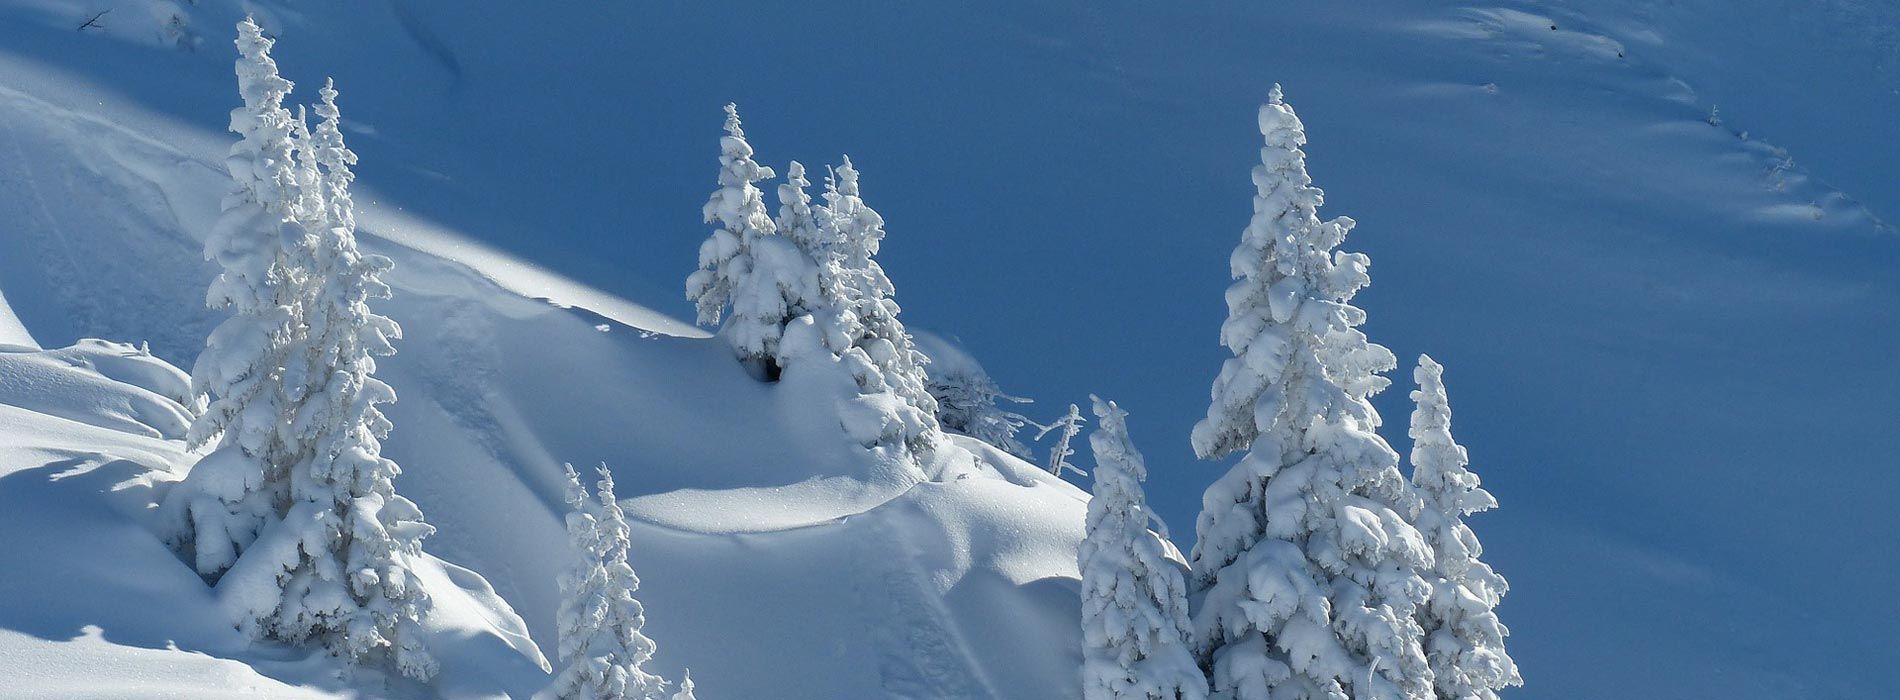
[
  {"xmin": 0, "ymin": 6, "xmax": 1099, "ymax": 697},
  {"xmin": 2, "ymin": 0, "xmax": 1898, "ymax": 698}
]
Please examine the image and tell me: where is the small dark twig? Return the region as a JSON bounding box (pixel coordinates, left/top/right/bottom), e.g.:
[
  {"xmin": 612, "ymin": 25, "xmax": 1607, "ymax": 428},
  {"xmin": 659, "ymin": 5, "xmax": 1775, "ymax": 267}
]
[{"xmin": 77, "ymin": 9, "xmax": 110, "ymax": 32}]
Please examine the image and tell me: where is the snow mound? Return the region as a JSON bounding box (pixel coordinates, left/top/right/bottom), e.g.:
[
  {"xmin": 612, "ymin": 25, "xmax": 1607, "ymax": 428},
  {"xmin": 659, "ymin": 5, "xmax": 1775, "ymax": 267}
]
[
  {"xmin": 0, "ymin": 341, "xmax": 547, "ymax": 699},
  {"xmin": 0, "ymin": 340, "xmax": 194, "ymax": 439}
]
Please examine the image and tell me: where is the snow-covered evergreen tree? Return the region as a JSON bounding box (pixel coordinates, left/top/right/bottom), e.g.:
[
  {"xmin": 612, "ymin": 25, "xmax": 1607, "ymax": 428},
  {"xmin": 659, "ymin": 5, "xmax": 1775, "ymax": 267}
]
[
  {"xmin": 166, "ymin": 24, "xmax": 437, "ymax": 678},
  {"xmin": 1407, "ymin": 356, "xmax": 1519, "ymax": 699},
  {"xmin": 552, "ymin": 463, "xmax": 667, "ymax": 700},
  {"xmin": 671, "ymin": 670, "xmax": 697, "ymax": 700},
  {"xmin": 810, "ymin": 157, "xmax": 938, "ymax": 448},
  {"xmin": 286, "ymin": 105, "xmax": 326, "ymax": 236},
  {"xmin": 1079, "ymin": 396, "xmax": 1208, "ymax": 700},
  {"xmin": 1187, "ymin": 86, "xmax": 1433, "ymax": 700},
  {"xmin": 685, "ymin": 104, "xmax": 817, "ymax": 377},
  {"xmin": 163, "ymin": 15, "xmax": 307, "ymax": 580},
  {"xmin": 222, "ymin": 76, "xmax": 437, "ymax": 679},
  {"xmin": 776, "ymin": 160, "xmax": 826, "ymax": 260},
  {"xmin": 1035, "ymin": 403, "xmax": 1088, "ymax": 478},
  {"xmin": 927, "ymin": 363, "xmax": 1033, "ymax": 461},
  {"xmin": 684, "ymin": 104, "xmax": 769, "ymax": 327},
  {"xmin": 310, "ymin": 79, "xmax": 362, "ymax": 244}
]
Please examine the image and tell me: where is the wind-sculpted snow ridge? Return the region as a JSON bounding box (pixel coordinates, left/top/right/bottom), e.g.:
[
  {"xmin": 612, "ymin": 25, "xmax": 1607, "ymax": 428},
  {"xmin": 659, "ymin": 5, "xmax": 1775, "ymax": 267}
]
[{"xmin": 0, "ymin": 340, "xmax": 194, "ymax": 440}]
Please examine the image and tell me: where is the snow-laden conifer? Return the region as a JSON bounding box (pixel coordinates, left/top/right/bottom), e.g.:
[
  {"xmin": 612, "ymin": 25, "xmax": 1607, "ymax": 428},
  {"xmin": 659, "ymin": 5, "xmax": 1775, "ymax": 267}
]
[
  {"xmin": 685, "ymin": 105, "xmax": 817, "ymax": 376},
  {"xmin": 218, "ymin": 77, "xmax": 437, "ymax": 679},
  {"xmin": 810, "ymin": 158, "xmax": 938, "ymax": 448},
  {"xmin": 671, "ymin": 670, "xmax": 698, "ymax": 700},
  {"xmin": 1035, "ymin": 403, "xmax": 1088, "ymax": 478},
  {"xmin": 684, "ymin": 104, "xmax": 768, "ymax": 326},
  {"xmin": 1187, "ymin": 86, "xmax": 1433, "ymax": 700},
  {"xmin": 552, "ymin": 464, "xmax": 667, "ymax": 700},
  {"xmin": 286, "ymin": 105, "xmax": 326, "ymax": 235},
  {"xmin": 776, "ymin": 161, "xmax": 826, "ymax": 260},
  {"xmin": 1079, "ymin": 396, "xmax": 1208, "ymax": 700},
  {"xmin": 164, "ymin": 16, "xmax": 307, "ymax": 579},
  {"xmin": 1408, "ymin": 356, "xmax": 1519, "ymax": 699},
  {"xmin": 310, "ymin": 80, "xmax": 361, "ymax": 241}
]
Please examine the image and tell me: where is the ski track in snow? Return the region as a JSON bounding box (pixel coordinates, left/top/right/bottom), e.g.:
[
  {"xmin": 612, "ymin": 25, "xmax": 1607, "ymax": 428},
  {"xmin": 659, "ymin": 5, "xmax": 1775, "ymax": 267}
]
[
  {"xmin": 0, "ymin": 82, "xmax": 227, "ymax": 361},
  {"xmin": 854, "ymin": 503, "xmax": 1003, "ymax": 700},
  {"xmin": 1405, "ymin": 3, "xmax": 1890, "ymax": 234}
]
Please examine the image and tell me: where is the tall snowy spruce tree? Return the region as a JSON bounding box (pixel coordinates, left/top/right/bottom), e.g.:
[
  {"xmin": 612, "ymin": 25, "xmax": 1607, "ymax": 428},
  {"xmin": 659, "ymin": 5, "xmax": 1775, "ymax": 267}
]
[
  {"xmin": 1079, "ymin": 396, "xmax": 1208, "ymax": 700},
  {"xmin": 1187, "ymin": 86, "xmax": 1434, "ymax": 700},
  {"xmin": 552, "ymin": 464, "xmax": 668, "ymax": 700},
  {"xmin": 809, "ymin": 157, "xmax": 939, "ymax": 449},
  {"xmin": 775, "ymin": 160, "xmax": 827, "ymax": 260},
  {"xmin": 218, "ymin": 76, "xmax": 437, "ymax": 679},
  {"xmin": 1407, "ymin": 356, "xmax": 1519, "ymax": 699},
  {"xmin": 685, "ymin": 104, "xmax": 818, "ymax": 379},
  {"xmin": 167, "ymin": 20, "xmax": 437, "ymax": 678},
  {"xmin": 164, "ymin": 15, "xmax": 307, "ymax": 580}
]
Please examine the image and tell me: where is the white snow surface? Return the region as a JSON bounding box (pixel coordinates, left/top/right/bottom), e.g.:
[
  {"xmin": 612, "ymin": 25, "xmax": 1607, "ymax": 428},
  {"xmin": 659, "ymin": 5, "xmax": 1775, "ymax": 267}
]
[
  {"xmin": 3, "ymin": 0, "xmax": 1898, "ymax": 698},
  {"xmin": 0, "ymin": 288, "xmax": 33, "ymax": 348},
  {"xmin": 0, "ymin": 8, "xmax": 1094, "ymax": 697}
]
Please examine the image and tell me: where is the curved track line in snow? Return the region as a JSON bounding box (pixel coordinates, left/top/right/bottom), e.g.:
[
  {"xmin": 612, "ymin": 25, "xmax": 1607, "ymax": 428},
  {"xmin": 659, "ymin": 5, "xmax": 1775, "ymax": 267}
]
[
  {"xmin": 1407, "ymin": 3, "xmax": 1891, "ymax": 234},
  {"xmin": 853, "ymin": 505, "xmax": 1002, "ymax": 700},
  {"xmin": 0, "ymin": 84, "xmax": 225, "ymax": 359}
]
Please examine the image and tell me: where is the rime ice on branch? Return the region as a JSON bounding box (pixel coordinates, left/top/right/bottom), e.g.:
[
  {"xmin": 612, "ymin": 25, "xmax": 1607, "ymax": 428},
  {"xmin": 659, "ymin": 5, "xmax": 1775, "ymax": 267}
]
[
  {"xmin": 1036, "ymin": 403, "xmax": 1088, "ymax": 478},
  {"xmin": 928, "ymin": 363, "xmax": 1033, "ymax": 461}
]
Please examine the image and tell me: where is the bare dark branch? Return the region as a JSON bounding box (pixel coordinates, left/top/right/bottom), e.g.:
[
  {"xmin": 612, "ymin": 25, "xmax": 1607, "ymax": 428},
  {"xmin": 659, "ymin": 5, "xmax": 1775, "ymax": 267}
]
[{"xmin": 77, "ymin": 9, "xmax": 110, "ymax": 32}]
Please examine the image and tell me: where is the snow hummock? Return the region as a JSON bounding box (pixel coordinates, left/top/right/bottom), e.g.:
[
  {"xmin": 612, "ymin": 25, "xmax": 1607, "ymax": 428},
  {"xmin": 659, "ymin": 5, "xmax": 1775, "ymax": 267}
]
[{"xmin": 0, "ymin": 340, "xmax": 546, "ymax": 699}]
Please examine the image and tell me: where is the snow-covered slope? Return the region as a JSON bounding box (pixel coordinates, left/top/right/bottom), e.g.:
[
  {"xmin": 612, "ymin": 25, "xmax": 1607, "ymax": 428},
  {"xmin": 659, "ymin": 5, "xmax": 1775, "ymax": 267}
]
[
  {"xmin": 2, "ymin": 1, "xmax": 1896, "ymax": 698},
  {"xmin": 0, "ymin": 7, "xmax": 1098, "ymax": 698}
]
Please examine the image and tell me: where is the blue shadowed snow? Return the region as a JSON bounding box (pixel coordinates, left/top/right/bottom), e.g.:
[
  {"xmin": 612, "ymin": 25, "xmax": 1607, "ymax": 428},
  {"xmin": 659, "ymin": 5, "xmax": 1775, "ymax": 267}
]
[{"xmin": 1, "ymin": 1, "xmax": 1896, "ymax": 697}]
